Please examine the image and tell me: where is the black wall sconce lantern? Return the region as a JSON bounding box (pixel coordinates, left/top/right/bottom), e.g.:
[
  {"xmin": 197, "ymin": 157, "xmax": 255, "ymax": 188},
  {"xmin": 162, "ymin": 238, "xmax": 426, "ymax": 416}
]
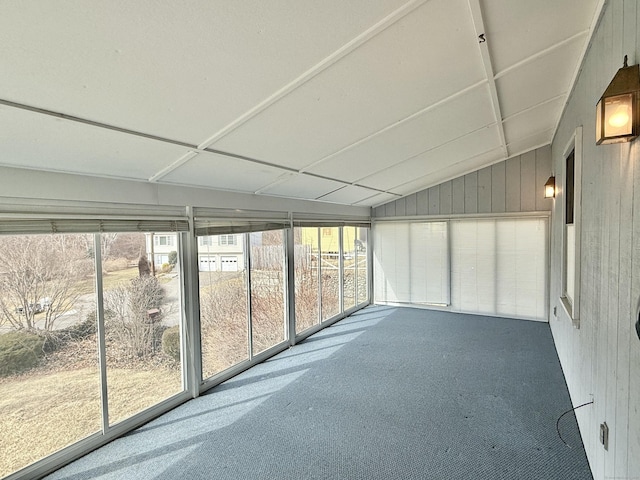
[{"xmin": 596, "ymin": 55, "xmax": 640, "ymax": 145}]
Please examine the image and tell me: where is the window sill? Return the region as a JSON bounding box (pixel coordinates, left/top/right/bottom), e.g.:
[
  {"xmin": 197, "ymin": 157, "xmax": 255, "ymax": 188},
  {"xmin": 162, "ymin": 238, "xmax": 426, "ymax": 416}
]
[{"xmin": 560, "ymin": 296, "xmax": 580, "ymax": 329}]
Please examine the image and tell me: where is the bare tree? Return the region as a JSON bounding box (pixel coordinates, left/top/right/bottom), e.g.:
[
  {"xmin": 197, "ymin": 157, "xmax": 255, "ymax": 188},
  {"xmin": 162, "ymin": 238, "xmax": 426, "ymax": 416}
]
[
  {"xmin": 100, "ymin": 233, "xmax": 119, "ymax": 259},
  {"xmin": 109, "ymin": 233, "xmax": 146, "ymax": 260},
  {"xmin": 81, "ymin": 233, "xmax": 120, "ymax": 260},
  {"xmin": 0, "ymin": 235, "xmax": 92, "ymax": 331}
]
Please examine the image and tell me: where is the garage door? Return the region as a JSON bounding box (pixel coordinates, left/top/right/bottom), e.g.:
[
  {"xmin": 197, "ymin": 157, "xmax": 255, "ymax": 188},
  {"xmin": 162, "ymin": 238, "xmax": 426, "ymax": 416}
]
[
  {"xmin": 220, "ymin": 256, "xmax": 238, "ymax": 272},
  {"xmin": 199, "ymin": 255, "xmax": 216, "ymax": 271}
]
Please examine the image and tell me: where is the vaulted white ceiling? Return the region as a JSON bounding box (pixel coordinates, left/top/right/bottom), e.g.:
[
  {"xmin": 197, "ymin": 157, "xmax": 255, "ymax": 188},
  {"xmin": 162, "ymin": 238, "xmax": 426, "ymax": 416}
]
[{"xmin": 0, "ymin": 0, "xmax": 602, "ymax": 207}]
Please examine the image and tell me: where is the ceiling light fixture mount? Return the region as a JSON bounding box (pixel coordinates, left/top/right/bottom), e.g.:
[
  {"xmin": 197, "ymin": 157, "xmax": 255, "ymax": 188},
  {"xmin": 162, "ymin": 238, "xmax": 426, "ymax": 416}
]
[{"xmin": 596, "ymin": 55, "xmax": 640, "ymax": 145}]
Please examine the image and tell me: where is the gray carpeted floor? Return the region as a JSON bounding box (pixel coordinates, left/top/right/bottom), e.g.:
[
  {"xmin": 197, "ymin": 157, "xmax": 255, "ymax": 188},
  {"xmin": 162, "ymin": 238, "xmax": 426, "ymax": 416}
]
[{"xmin": 46, "ymin": 306, "xmax": 592, "ymax": 479}]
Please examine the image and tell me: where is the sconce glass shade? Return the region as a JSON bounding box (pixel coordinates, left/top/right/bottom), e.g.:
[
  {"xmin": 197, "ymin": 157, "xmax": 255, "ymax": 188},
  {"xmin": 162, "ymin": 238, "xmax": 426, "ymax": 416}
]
[
  {"xmin": 596, "ymin": 56, "xmax": 640, "ymax": 145},
  {"xmin": 544, "ymin": 176, "xmax": 555, "ymax": 198}
]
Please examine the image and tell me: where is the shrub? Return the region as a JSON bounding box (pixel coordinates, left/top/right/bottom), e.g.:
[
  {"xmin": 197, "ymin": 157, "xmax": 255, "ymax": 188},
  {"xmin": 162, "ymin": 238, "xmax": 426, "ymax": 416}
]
[
  {"xmin": 168, "ymin": 251, "xmax": 178, "ymax": 266},
  {"xmin": 43, "ymin": 313, "xmax": 98, "ymax": 353},
  {"xmin": 66, "ymin": 314, "xmax": 98, "ymax": 340},
  {"xmin": 162, "ymin": 326, "xmax": 180, "ymax": 361},
  {"xmin": 0, "ymin": 331, "xmax": 45, "ymax": 376},
  {"xmin": 161, "ymin": 263, "xmax": 173, "ymax": 273},
  {"xmin": 104, "ymin": 275, "xmax": 166, "ymax": 358}
]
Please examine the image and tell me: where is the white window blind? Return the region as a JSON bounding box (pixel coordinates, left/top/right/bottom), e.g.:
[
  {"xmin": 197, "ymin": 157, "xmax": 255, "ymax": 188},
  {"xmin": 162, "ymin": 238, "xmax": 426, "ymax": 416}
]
[
  {"xmin": 373, "ymin": 221, "xmax": 449, "ymax": 305},
  {"xmin": 374, "ymin": 222, "xmax": 410, "ymax": 303},
  {"xmin": 374, "ymin": 217, "xmax": 547, "ymax": 321},
  {"xmin": 450, "ymin": 218, "xmax": 547, "ymax": 321},
  {"xmin": 409, "ymin": 222, "xmax": 449, "ymax": 304},
  {"xmin": 0, "ymin": 218, "xmax": 188, "ymax": 235},
  {"xmin": 450, "ymin": 220, "xmax": 496, "ymax": 315}
]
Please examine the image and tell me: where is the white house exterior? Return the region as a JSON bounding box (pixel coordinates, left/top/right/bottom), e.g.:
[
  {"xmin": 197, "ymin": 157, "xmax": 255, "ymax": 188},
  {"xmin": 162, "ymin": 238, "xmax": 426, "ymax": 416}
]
[
  {"xmin": 146, "ymin": 233, "xmax": 245, "ymax": 271},
  {"xmin": 196, "ymin": 234, "xmax": 245, "ymax": 272}
]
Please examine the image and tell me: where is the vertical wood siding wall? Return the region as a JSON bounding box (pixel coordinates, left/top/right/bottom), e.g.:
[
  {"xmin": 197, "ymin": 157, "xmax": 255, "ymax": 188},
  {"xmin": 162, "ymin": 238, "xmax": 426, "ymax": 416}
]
[
  {"xmin": 550, "ymin": 1, "xmax": 640, "ymax": 479},
  {"xmin": 373, "ymin": 145, "xmax": 552, "ymax": 218}
]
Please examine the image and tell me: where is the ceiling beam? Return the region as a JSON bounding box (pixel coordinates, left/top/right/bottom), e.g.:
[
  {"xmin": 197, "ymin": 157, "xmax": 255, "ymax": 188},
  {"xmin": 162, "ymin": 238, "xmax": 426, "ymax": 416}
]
[
  {"xmin": 0, "ymin": 97, "xmax": 400, "ymax": 199},
  {"xmin": 467, "ymin": 0, "xmax": 508, "ymax": 160}
]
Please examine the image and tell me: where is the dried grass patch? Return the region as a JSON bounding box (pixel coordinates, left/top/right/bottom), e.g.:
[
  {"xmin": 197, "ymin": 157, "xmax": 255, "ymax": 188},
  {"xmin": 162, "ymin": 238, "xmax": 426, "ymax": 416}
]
[{"xmin": 0, "ymin": 365, "xmax": 180, "ymax": 478}]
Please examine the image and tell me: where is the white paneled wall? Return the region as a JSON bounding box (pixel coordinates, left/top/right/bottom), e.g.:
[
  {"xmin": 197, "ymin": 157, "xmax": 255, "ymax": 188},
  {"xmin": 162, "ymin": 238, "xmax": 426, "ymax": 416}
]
[
  {"xmin": 549, "ymin": 1, "xmax": 640, "ymax": 479},
  {"xmin": 373, "ymin": 145, "xmax": 552, "ymax": 218},
  {"xmin": 374, "ymin": 217, "xmax": 547, "ymax": 321}
]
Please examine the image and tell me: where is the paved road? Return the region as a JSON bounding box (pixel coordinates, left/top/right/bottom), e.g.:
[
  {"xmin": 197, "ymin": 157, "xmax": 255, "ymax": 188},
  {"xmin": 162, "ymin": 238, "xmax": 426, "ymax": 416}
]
[{"xmin": 0, "ymin": 273, "xmax": 182, "ymax": 334}]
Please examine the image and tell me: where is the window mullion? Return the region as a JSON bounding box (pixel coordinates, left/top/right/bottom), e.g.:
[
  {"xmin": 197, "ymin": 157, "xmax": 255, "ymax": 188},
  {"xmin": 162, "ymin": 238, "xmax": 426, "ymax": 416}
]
[
  {"xmin": 93, "ymin": 233, "xmax": 110, "ymax": 433},
  {"xmin": 338, "ymin": 227, "xmax": 344, "ymax": 313},
  {"xmin": 245, "ymin": 233, "xmax": 253, "ymax": 359},
  {"xmin": 317, "ymin": 228, "xmax": 322, "ymax": 323}
]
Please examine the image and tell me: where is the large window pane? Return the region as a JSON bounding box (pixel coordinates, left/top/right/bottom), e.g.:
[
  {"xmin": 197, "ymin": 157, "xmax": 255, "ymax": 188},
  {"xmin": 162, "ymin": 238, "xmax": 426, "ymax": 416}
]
[
  {"xmin": 342, "ymin": 227, "xmax": 357, "ymax": 311},
  {"xmin": 0, "ymin": 234, "xmax": 100, "ymax": 477},
  {"xmin": 250, "ymin": 230, "xmax": 286, "ymax": 355},
  {"xmin": 320, "ymin": 227, "xmax": 340, "ymax": 320},
  {"xmin": 356, "ymin": 228, "xmax": 369, "ymax": 305},
  {"xmin": 199, "ymin": 234, "xmax": 249, "ymax": 379},
  {"xmin": 294, "ymin": 227, "xmax": 320, "ymax": 334},
  {"xmin": 103, "ymin": 232, "xmax": 183, "ymax": 425}
]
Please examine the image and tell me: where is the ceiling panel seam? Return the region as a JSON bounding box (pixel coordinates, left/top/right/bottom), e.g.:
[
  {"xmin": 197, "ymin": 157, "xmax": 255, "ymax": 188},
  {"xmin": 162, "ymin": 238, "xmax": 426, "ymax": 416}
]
[
  {"xmin": 382, "ymin": 137, "xmax": 555, "ymax": 204},
  {"xmin": 193, "ymin": 0, "xmax": 431, "ymax": 154},
  {"xmin": 0, "ymin": 98, "xmax": 195, "ymax": 149},
  {"xmin": 506, "ymin": 140, "xmax": 553, "ymax": 160},
  {"xmin": 551, "ymin": 0, "xmax": 607, "ymax": 145},
  {"xmin": 0, "ymin": 99, "xmax": 302, "ymax": 181},
  {"xmin": 253, "ymin": 175, "xmax": 294, "ymax": 195},
  {"xmin": 501, "ymin": 93, "xmax": 567, "ymax": 123},
  {"xmin": 354, "ymin": 192, "xmax": 402, "ymax": 206},
  {"xmin": 315, "ymin": 185, "xmax": 351, "ymax": 200},
  {"xmin": 149, "ymin": 151, "xmax": 199, "ymax": 182},
  {"xmin": 467, "ymin": 0, "xmax": 508, "ymax": 160},
  {"xmin": 253, "ymin": 171, "xmax": 395, "ymax": 198},
  {"xmin": 349, "ymin": 122, "xmax": 499, "ymax": 185},
  {"xmin": 378, "ymin": 145, "xmax": 505, "ymax": 200},
  {"xmin": 144, "ymin": 0, "xmax": 432, "ymax": 184},
  {"xmin": 298, "ymin": 80, "xmax": 488, "ymax": 174},
  {"xmin": 0, "ymin": 97, "xmax": 390, "ymax": 196},
  {"xmin": 505, "ymin": 128, "xmax": 555, "ymax": 149},
  {"xmin": 492, "ymin": 30, "xmax": 590, "ymax": 80}
]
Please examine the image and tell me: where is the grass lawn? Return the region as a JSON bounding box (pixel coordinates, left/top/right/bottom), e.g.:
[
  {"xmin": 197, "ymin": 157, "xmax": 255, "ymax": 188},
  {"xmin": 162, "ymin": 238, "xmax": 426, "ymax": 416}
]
[
  {"xmin": 74, "ymin": 267, "xmax": 141, "ymax": 296},
  {"xmin": 0, "ymin": 366, "xmax": 181, "ymax": 478}
]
